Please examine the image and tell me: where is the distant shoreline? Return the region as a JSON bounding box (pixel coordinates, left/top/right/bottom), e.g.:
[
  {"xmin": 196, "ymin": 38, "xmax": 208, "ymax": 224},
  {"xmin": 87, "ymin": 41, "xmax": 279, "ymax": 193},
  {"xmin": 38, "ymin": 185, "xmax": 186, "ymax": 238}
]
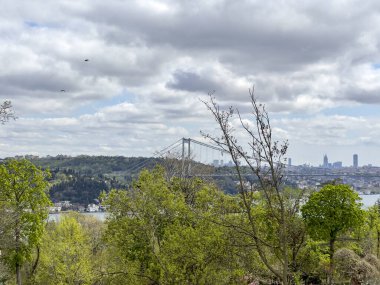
[
  {"xmin": 48, "ymin": 211, "xmax": 107, "ymax": 221},
  {"xmin": 49, "ymin": 210, "xmax": 106, "ymax": 214}
]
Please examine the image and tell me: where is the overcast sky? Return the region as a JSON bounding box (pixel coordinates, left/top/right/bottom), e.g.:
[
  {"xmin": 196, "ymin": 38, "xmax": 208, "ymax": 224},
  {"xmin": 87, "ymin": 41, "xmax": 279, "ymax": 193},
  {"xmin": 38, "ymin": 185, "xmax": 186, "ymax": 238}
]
[{"xmin": 1, "ymin": 0, "xmax": 380, "ymax": 166}]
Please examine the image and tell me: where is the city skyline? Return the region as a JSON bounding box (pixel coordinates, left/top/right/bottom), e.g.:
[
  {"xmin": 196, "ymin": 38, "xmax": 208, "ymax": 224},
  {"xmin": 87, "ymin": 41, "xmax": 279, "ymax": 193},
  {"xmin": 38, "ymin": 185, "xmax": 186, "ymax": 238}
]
[
  {"xmin": 318, "ymin": 153, "xmax": 361, "ymax": 168},
  {"xmin": 1, "ymin": 1, "xmax": 380, "ymax": 166},
  {"xmin": 288, "ymin": 153, "xmax": 378, "ymax": 168}
]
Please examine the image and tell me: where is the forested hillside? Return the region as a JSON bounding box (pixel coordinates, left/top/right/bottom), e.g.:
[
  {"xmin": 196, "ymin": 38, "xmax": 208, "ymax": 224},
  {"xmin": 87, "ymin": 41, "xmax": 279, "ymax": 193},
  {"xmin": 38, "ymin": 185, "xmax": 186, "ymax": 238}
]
[
  {"xmin": 28, "ymin": 155, "xmax": 163, "ymax": 204},
  {"xmin": 29, "ymin": 155, "xmax": 161, "ymax": 177},
  {"xmin": 18, "ymin": 155, "xmax": 235, "ymax": 204},
  {"xmin": 1, "ymin": 155, "xmax": 297, "ymax": 205}
]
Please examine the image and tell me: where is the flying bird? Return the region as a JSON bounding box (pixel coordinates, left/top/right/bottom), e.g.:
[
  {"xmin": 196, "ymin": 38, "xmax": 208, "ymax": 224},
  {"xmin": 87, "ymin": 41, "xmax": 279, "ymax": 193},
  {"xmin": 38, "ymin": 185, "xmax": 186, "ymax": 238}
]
[
  {"xmin": 60, "ymin": 89, "xmax": 66, "ymax": 92},
  {"xmin": 84, "ymin": 59, "xmax": 89, "ymax": 62}
]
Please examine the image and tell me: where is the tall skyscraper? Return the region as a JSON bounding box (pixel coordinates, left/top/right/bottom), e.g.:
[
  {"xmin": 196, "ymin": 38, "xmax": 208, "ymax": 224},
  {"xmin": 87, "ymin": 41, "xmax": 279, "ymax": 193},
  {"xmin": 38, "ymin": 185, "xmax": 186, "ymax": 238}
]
[
  {"xmin": 288, "ymin": 158, "xmax": 292, "ymax": 167},
  {"xmin": 323, "ymin": 154, "xmax": 328, "ymax": 168},
  {"xmin": 353, "ymin": 154, "xmax": 358, "ymax": 168}
]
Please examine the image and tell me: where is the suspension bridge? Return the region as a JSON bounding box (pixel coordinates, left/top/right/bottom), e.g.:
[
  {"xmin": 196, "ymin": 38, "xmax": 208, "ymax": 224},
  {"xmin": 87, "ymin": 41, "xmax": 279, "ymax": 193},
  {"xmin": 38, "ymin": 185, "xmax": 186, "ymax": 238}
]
[
  {"xmin": 125, "ymin": 138, "xmax": 380, "ymax": 181},
  {"xmin": 125, "ymin": 138, "xmax": 230, "ymax": 177}
]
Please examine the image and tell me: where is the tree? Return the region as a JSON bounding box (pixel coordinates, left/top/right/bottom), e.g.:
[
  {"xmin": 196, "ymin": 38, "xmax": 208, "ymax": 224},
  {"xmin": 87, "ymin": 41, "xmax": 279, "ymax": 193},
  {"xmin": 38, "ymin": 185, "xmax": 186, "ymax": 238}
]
[
  {"xmin": 0, "ymin": 202, "xmax": 15, "ymax": 283},
  {"xmin": 334, "ymin": 249, "xmax": 380, "ymax": 284},
  {"xmin": 366, "ymin": 203, "xmax": 380, "ymax": 258},
  {"xmin": 102, "ymin": 167, "xmax": 243, "ymax": 284},
  {"xmin": 35, "ymin": 214, "xmax": 94, "ymax": 285},
  {"xmin": 301, "ymin": 184, "xmax": 365, "ymax": 285},
  {"xmin": 0, "ymin": 100, "xmax": 16, "ymax": 124},
  {"xmin": 0, "ymin": 159, "xmax": 51, "ymax": 285},
  {"xmin": 202, "ymin": 89, "xmax": 304, "ymax": 284},
  {"xmin": 0, "ymin": 101, "xmax": 17, "ymax": 282}
]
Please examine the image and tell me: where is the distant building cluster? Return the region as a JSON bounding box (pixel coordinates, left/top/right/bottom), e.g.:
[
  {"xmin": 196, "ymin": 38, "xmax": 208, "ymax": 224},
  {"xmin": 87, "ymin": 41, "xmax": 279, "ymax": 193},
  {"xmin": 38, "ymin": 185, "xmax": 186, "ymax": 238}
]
[
  {"xmin": 283, "ymin": 153, "xmax": 380, "ymax": 194},
  {"xmin": 212, "ymin": 159, "xmax": 234, "ymax": 167},
  {"xmin": 49, "ymin": 200, "xmax": 105, "ymax": 213},
  {"xmin": 285, "ymin": 164, "xmax": 380, "ymax": 192},
  {"xmin": 320, "ymin": 154, "xmax": 358, "ymax": 169}
]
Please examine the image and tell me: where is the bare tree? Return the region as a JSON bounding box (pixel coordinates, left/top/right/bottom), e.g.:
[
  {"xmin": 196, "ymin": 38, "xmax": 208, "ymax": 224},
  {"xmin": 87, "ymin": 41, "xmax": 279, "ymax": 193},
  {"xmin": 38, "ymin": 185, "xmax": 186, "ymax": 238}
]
[
  {"xmin": 202, "ymin": 88, "xmax": 304, "ymax": 285},
  {"xmin": 0, "ymin": 101, "xmax": 16, "ymax": 124},
  {"xmin": 156, "ymin": 147, "xmax": 214, "ymax": 181}
]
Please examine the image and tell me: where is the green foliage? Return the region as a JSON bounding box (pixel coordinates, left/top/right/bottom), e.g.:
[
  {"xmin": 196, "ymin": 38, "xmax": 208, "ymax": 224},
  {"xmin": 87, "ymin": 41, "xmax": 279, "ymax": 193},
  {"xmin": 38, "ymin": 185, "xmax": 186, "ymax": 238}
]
[
  {"xmin": 0, "ymin": 159, "xmax": 51, "ymax": 283},
  {"xmin": 302, "ymin": 184, "xmax": 364, "ymax": 242},
  {"xmin": 3, "ymin": 156, "xmax": 380, "ymax": 284},
  {"xmin": 102, "ymin": 166, "xmax": 244, "ymax": 284},
  {"xmin": 364, "ymin": 205, "xmax": 380, "ymax": 257},
  {"xmin": 30, "ymin": 155, "xmax": 161, "ymax": 178},
  {"xmin": 26, "ymin": 155, "xmax": 241, "ymax": 203},
  {"xmin": 27, "ymin": 155, "xmax": 160, "ymax": 205},
  {"xmin": 35, "ymin": 214, "xmax": 94, "ymax": 285},
  {"xmin": 302, "ymin": 184, "xmax": 365, "ymax": 284},
  {"xmin": 49, "ymin": 171, "xmax": 120, "ymax": 205}
]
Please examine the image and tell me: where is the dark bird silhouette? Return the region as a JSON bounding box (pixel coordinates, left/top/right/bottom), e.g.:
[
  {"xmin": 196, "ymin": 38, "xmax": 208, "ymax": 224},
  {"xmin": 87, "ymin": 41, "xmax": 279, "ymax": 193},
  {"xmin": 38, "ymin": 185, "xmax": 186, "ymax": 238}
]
[
  {"xmin": 60, "ymin": 89, "xmax": 66, "ymax": 92},
  {"xmin": 84, "ymin": 59, "xmax": 89, "ymax": 62}
]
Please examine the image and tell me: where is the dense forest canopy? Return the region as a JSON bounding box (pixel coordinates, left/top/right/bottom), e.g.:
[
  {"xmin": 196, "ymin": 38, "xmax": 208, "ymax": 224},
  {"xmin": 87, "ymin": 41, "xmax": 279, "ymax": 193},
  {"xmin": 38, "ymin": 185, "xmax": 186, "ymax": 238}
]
[
  {"xmin": 8, "ymin": 156, "xmax": 163, "ymax": 205},
  {"xmin": 1, "ymin": 155, "xmax": 243, "ymax": 204}
]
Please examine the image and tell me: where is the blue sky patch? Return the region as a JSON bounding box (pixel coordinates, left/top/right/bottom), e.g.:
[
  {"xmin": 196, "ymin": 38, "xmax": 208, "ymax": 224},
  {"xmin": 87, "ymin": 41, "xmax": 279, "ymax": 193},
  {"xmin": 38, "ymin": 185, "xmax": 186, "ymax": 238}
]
[
  {"xmin": 72, "ymin": 91, "xmax": 137, "ymax": 117},
  {"xmin": 24, "ymin": 21, "xmax": 42, "ymax": 28},
  {"xmin": 24, "ymin": 21, "xmax": 59, "ymax": 29}
]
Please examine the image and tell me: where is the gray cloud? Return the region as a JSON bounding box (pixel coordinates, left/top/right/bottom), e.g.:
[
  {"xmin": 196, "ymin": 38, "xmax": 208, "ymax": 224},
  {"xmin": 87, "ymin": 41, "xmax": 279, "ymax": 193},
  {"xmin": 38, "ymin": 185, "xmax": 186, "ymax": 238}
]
[
  {"xmin": 2, "ymin": 0, "xmax": 380, "ymax": 165},
  {"xmin": 78, "ymin": 1, "xmax": 374, "ymax": 72},
  {"xmin": 2, "ymin": 0, "xmax": 380, "ymax": 111},
  {"xmin": 166, "ymin": 71, "xmax": 217, "ymax": 93},
  {"xmin": 344, "ymin": 87, "xmax": 380, "ymax": 104}
]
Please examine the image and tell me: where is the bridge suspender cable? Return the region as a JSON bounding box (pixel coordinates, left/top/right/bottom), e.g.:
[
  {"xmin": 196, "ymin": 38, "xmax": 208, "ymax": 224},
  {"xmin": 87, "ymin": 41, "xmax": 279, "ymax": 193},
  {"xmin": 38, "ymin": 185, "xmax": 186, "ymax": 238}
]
[{"xmin": 180, "ymin": 138, "xmax": 229, "ymax": 176}]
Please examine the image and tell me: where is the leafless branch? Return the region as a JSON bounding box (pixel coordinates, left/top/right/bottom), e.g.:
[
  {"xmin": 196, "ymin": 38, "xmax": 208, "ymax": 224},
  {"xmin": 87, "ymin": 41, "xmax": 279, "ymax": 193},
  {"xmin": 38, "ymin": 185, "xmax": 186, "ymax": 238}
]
[
  {"xmin": 201, "ymin": 87, "xmax": 303, "ymax": 284},
  {"xmin": 0, "ymin": 101, "xmax": 17, "ymax": 124}
]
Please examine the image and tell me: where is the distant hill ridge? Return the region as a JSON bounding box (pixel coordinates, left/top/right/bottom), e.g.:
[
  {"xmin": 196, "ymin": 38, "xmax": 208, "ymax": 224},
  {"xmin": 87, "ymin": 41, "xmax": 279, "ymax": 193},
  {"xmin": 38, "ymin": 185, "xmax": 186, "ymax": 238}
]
[
  {"xmin": 2, "ymin": 155, "xmax": 238, "ymax": 204},
  {"xmin": 2, "ymin": 155, "xmax": 163, "ymax": 205}
]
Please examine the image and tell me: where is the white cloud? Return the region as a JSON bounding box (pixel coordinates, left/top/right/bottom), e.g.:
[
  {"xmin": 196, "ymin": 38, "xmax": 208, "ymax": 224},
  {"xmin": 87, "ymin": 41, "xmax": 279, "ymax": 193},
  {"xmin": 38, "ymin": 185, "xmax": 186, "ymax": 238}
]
[{"xmin": 1, "ymin": 0, "xmax": 380, "ymax": 165}]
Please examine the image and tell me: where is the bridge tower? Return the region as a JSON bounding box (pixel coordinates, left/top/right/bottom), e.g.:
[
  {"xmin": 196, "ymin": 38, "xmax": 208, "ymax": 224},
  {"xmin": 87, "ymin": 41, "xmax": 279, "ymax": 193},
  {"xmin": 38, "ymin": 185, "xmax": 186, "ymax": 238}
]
[{"xmin": 181, "ymin": 138, "xmax": 191, "ymax": 176}]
